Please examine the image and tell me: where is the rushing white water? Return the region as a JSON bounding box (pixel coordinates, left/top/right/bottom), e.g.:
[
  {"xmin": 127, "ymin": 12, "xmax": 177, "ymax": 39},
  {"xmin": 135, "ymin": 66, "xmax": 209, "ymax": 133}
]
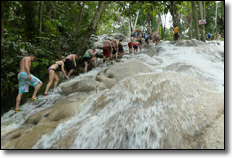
[{"xmin": 1, "ymin": 36, "xmax": 224, "ymax": 149}]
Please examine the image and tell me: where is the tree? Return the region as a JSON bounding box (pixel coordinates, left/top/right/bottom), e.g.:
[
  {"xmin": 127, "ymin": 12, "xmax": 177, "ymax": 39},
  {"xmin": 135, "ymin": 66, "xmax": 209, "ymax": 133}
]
[
  {"xmin": 78, "ymin": 1, "xmax": 108, "ymax": 55},
  {"xmin": 191, "ymin": 1, "xmax": 200, "ymax": 40},
  {"xmin": 199, "ymin": 1, "xmax": 206, "ymax": 42},
  {"xmin": 74, "ymin": 1, "xmax": 85, "ymax": 40},
  {"xmin": 39, "ymin": 1, "xmax": 44, "ymax": 36},
  {"xmin": 22, "ymin": 1, "xmax": 37, "ymax": 43}
]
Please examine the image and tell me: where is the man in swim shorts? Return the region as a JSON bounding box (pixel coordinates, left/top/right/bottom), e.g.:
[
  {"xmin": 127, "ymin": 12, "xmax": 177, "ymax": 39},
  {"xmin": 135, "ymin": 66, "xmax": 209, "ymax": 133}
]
[
  {"xmin": 15, "ymin": 54, "xmax": 43, "ymax": 113},
  {"xmin": 128, "ymin": 38, "xmax": 133, "ymax": 55},
  {"xmin": 133, "ymin": 41, "xmax": 141, "ymax": 55},
  {"xmin": 103, "ymin": 40, "xmax": 112, "ymax": 65},
  {"xmin": 118, "ymin": 39, "xmax": 124, "ymax": 58},
  {"xmin": 64, "ymin": 54, "xmax": 78, "ymax": 77}
]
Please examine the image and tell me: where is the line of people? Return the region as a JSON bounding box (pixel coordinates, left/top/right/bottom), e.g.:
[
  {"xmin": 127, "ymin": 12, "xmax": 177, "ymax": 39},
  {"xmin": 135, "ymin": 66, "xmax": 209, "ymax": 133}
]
[
  {"xmin": 14, "ymin": 53, "xmax": 78, "ymax": 113},
  {"xmin": 14, "ymin": 32, "xmax": 162, "ymax": 113},
  {"xmin": 102, "ymin": 38, "xmax": 125, "ymax": 65}
]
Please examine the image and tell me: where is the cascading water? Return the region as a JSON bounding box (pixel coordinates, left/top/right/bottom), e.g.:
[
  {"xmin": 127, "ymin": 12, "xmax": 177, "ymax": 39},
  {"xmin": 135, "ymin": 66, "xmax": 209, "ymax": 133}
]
[{"xmin": 1, "ymin": 35, "xmax": 224, "ymax": 149}]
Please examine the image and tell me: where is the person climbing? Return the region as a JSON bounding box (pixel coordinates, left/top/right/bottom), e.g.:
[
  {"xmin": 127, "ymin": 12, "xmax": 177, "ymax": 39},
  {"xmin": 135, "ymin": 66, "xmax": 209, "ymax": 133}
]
[
  {"xmin": 128, "ymin": 38, "xmax": 133, "ymax": 55},
  {"xmin": 207, "ymin": 33, "xmax": 212, "ymax": 40},
  {"xmin": 137, "ymin": 33, "xmax": 143, "ymax": 45},
  {"xmin": 83, "ymin": 48, "xmax": 97, "ymax": 73},
  {"xmin": 217, "ymin": 33, "xmax": 221, "ymax": 40},
  {"xmin": 64, "ymin": 54, "xmax": 78, "ymax": 78},
  {"xmin": 118, "ymin": 39, "xmax": 125, "ymax": 58},
  {"xmin": 143, "ymin": 32, "xmax": 147, "ymax": 39},
  {"xmin": 112, "ymin": 39, "xmax": 118, "ymax": 59},
  {"xmin": 173, "ymin": 25, "xmax": 179, "ymax": 41},
  {"xmin": 103, "ymin": 40, "xmax": 112, "ymax": 65},
  {"xmin": 44, "ymin": 57, "xmax": 69, "ymax": 96},
  {"xmin": 136, "ymin": 30, "xmax": 141, "ymax": 39},
  {"xmin": 133, "ymin": 41, "xmax": 141, "ymax": 55},
  {"xmin": 153, "ymin": 32, "xmax": 161, "ymax": 45},
  {"xmin": 15, "ymin": 54, "xmax": 43, "ymax": 113},
  {"xmin": 145, "ymin": 33, "xmax": 151, "ymax": 47}
]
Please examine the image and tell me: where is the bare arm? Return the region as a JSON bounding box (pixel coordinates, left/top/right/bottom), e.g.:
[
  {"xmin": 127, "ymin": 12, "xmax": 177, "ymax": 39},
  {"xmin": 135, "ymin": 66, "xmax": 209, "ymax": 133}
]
[
  {"xmin": 73, "ymin": 55, "xmax": 77, "ymax": 67},
  {"xmin": 25, "ymin": 58, "xmax": 31, "ymax": 75},
  {"xmin": 61, "ymin": 62, "xmax": 70, "ymax": 79},
  {"xmin": 61, "ymin": 62, "xmax": 66, "ymax": 76}
]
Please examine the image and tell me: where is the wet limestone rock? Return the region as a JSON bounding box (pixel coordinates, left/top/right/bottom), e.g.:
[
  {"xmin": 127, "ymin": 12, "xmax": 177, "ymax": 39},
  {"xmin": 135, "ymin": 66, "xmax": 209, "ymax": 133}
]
[
  {"xmin": 87, "ymin": 72, "xmax": 224, "ymax": 149},
  {"xmin": 175, "ymin": 39, "xmax": 206, "ymax": 47},
  {"xmin": 60, "ymin": 78, "xmax": 105, "ymax": 96},
  {"xmin": 96, "ymin": 59, "xmax": 152, "ymax": 88},
  {"xmin": 2, "ymin": 93, "xmax": 90, "ymax": 149}
]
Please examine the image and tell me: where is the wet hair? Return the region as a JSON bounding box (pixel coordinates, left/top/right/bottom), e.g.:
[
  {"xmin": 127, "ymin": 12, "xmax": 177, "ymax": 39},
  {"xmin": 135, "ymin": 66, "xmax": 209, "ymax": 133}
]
[{"xmin": 59, "ymin": 56, "xmax": 65, "ymax": 60}]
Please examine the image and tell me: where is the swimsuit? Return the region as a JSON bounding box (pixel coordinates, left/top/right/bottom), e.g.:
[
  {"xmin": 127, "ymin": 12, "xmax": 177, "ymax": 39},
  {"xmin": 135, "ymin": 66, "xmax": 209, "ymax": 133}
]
[
  {"xmin": 64, "ymin": 58, "xmax": 74, "ymax": 72},
  {"xmin": 48, "ymin": 63, "xmax": 61, "ymax": 72},
  {"xmin": 83, "ymin": 51, "xmax": 92, "ymax": 62},
  {"xmin": 17, "ymin": 71, "xmax": 41, "ymax": 94},
  {"xmin": 128, "ymin": 42, "xmax": 133, "ymax": 49},
  {"xmin": 48, "ymin": 68, "xmax": 55, "ymax": 72},
  {"xmin": 133, "ymin": 43, "xmax": 139, "ymax": 49},
  {"xmin": 103, "ymin": 46, "xmax": 110, "ymax": 57},
  {"xmin": 118, "ymin": 44, "xmax": 123, "ymax": 52}
]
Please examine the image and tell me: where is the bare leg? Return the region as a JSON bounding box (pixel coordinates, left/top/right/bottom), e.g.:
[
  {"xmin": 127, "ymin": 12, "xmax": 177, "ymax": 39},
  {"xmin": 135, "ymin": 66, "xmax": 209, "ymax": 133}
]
[
  {"xmin": 53, "ymin": 73, "xmax": 59, "ymax": 89},
  {"xmin": 103, "ymin": 56, "xmax": 106, "ymax": 63},
  {"xmin": 92, "ymin": 58, "xmax": 97, "ymax": 68},
  {"xmin": 67, "ymin": 69, "xmax": 74, "ymax": 77},
  {"xmin": 84, "ymin": 61, "xmax": 88, "ymax": 73},
  {"xmin": 44, "ymin": 71, "xmax": 55, "ymax": 95},
  {"xmin": 15, "ymin": 93, "xmax": 23, "ymax": 110},
  {"xmin": 129, "ymin": 48, "xmax": 132, "ymax": 55},
  {"xmin": 32, "ymin": 82, "xmax": 43, "ymax": 99}
]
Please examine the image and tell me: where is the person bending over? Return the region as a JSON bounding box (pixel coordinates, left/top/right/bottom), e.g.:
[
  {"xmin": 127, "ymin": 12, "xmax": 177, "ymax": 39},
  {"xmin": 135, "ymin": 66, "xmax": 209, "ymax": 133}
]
[
  {"xmin": 83, "ymin": 48, "xmax": 97, "ymax": 73},
  {"xmin": 64, "ymin": 54, "xmax": 78, "ymax": 77},
  {"xmin": 44, "ymin": 56, "xmax": 69, "ymax": 96}
]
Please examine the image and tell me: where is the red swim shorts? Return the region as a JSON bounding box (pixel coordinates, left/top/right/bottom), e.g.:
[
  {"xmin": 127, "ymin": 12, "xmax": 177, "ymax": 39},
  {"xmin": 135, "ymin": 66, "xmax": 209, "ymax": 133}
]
[
  {"xmin": 128, "ymin": 42, "xmax": 133, "ymax": 49},
  {"xmin": 103, "ymin": 46, "xmax": 110, "ymax": 57}
]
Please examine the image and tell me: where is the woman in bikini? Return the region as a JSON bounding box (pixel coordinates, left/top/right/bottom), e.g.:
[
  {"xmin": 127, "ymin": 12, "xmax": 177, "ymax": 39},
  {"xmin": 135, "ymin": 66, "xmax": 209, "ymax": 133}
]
[{"xmin": 44, "ymin": 57, "xmax": 69, "ymax": 96}]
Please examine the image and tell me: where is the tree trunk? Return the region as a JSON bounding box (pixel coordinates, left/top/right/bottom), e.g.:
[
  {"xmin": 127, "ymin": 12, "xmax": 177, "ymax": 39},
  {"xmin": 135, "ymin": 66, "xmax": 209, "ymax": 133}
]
[
  {"xmin": 204, "ymin": 1, "xmax": 206, "ymax": 19},
  {"xmin": 156, "ymin": 12, "xmax": 161, "ymax": 33},
  {"xmin": 22, "ymin": 1, "xmax": 36, "ymax": 42},
  {"xmin": 1, "ymin": 1, "xmax": 3, "ymax": 41},
  {"xmin": 128, "ymin": 8, "xmax": 132, "ymax": 36},
  {"xmin": 199, "ymin": 1, "xmax": 206, "ymax": 42},
  {"xmin": 177, "ymin": 14, "xmax": 181, "ymax": 39},
  {"xmin": 191, "ymin": 1, "xmax": 200, "ymax": 40},
  {"xmin": 39, "ymin": 1, "xmax": 44, "ymax": 36},
  {"xmin": 1, "ymin": 1, "xmax": 3, "ymax": 55},
  {"xmin": 78, "ymin": 1, "xmax": 107, "ymax": 55},
  {"xmin": 133, "ymin": 11, "xmax": 140, "ymax": 31},
  {"xmin": 161, "ymin": 14, "xmax": 166, "ymax": 40},
  {"xmin": 215, "ymin": 2, "xmax": 218, "ymax": 40},
  {"xmin": 146, "ymin": 9, "xmax": 152, "ymax": 34},
  {"xmin": 74, "ymin": 1, "xmax": 85, "ymax": 40},
  {"xmin": 170, "ymin": 1, "xmax": 177, "ymax": 26},
  {"xmin": 170, "ymin": 1, "xmax": 182, "ymax": 39}
]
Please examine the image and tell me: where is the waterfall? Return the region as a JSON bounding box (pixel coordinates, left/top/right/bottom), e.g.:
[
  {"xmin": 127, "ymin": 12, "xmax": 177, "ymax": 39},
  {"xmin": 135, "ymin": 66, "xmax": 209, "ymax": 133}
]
[{"xmin": 1, "ymin": 36, "xmax": 224, "ymax": 149}]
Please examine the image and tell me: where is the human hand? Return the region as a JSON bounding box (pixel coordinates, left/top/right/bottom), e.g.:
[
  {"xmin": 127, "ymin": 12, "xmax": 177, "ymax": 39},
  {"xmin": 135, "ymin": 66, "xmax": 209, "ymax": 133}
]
[{"xmin": 28, "ymin": 75, "xmax": 32, "ymax": 81}]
